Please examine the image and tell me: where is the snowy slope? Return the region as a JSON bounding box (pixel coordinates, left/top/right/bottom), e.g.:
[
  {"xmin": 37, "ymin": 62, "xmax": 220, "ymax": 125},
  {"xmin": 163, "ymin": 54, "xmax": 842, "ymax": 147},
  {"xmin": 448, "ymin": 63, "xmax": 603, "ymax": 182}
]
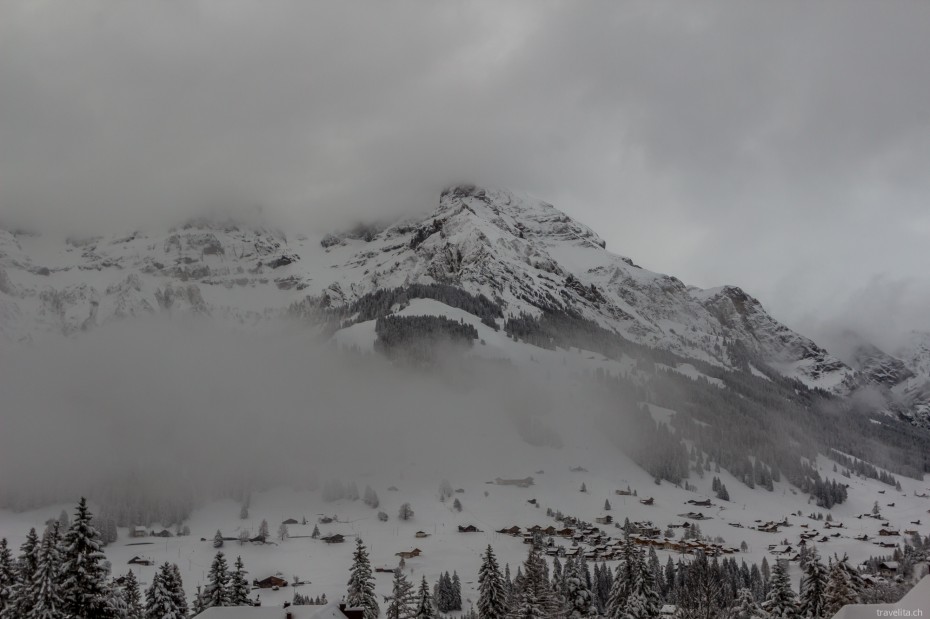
[{"xmin": 0, "ymin": 185, "xmax": 855, "ymax": 392}]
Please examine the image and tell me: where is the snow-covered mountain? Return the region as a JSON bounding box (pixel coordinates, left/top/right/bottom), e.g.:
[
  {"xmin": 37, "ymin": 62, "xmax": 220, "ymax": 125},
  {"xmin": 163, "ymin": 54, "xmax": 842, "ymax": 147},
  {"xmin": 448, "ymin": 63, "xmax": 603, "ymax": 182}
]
[{"xmin": 0, "ymin": 185, "xmax": 855, "ymax": 392}]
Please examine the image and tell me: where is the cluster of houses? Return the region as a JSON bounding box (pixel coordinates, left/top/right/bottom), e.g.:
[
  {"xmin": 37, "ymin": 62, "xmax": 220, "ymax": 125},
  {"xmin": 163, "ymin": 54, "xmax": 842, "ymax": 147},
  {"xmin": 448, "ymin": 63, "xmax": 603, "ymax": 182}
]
[{"xmin": 494, "ymin": 519, "xmax": 739, "ymax": 561}]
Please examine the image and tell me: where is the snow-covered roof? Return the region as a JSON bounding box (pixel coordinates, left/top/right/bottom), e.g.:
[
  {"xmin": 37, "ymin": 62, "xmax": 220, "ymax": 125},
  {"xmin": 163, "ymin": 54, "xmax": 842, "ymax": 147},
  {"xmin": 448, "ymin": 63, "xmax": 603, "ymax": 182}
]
[{"xmin": 197, "ymin": 602, "xmax": 355, "ymax": 619}]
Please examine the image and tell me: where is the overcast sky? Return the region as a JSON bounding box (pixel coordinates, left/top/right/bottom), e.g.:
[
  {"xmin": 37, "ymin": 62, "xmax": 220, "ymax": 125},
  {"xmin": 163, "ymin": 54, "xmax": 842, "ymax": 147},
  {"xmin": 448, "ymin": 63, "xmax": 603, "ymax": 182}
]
[{"xmin": 1, "ymin": 1, "xmax": 929, "ymax": 349}]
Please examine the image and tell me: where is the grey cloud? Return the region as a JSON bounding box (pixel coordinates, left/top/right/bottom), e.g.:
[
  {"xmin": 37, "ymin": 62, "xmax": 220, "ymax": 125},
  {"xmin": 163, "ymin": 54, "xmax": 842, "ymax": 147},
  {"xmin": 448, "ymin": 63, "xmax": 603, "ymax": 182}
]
[{"xmin": 1, "ymin": 1, "xmax": 929, "ymax": 339}]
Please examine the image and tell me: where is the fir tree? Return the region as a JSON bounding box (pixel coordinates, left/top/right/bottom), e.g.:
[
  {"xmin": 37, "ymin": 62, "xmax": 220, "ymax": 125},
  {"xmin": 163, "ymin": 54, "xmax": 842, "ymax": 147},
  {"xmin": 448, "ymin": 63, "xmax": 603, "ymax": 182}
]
[
  {"xmin": 415, "ymin": 576, "xmax": 435, "ymax": 619},
  {"xmin": 121, "ymin": 571, "xmax": 143, "ymax": 618},
  {"xmin": 731, "ymin": 587, "xmax": 766, "ymax": 619},
  {"xmin": 346, "ymin": 538, "xmax": 379, "ymax": 619},
  {"xmin": 213, "ymin": 530, "xmax": 224, "ymax": 549},
  {"xmin": 452, "ymin": 571, "xmax": 462, "ymax": 611},
  {"xmin": 229, "ymin": 556, "xmax": 251, "ymax": 606},
  {"xmin": 60, "ymin": 498, "xmax": 112, "ymax": 619},
  {"xmin": 0, "ymin": 539, "xmax": 14, "ymax": 617},
  {"xmin": 145, "ymin": 563, "xmax": 184, "ymax": 619},
  {"xmin": 165, "ymin": 563, "xmax": 188, "ymax": 618},
  {"xmin": 822, "ymin": 560, "xmax": 858, "ymax": 617},
  {"xmin": 765, "ymin": 559, "xmax": 797, "ymax": 619},
  {"xmin": 192, "ymin": 586, "xmax": 206, "ymax": 616},
  {"xmin": 311, "ymin": 524, "xmax": 321, "ymax": 539},
  {"xmin": 564, "ymin": 557, "xmax": 596, "ymax": 617},
  {"xmin": 27, "ymin": 522, "xmax": 64, "ymax": 619},
  {"xmin": 204, "ymin": 552, "xmax": 230, "ymax": 608},
  {"xmin": 799, "ymin": 548, "xmax": 827, "ymax": 619},
  {"xmin": 477, "ymin": 545, "xmax": 507, "ymax": 619},
  {"xmin": 386, "ymin": 568, "xmax": 416, "ymax": 619},
  {"xmin": 258, "ymin": 520, "xmax": 270, "ymax": 541}
]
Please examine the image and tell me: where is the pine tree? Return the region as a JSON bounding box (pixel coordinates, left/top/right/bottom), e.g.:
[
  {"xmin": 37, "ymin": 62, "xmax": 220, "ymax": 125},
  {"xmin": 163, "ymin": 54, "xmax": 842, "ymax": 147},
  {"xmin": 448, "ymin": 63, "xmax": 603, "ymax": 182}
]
[
  {"xmin": 765, "ymin": 559, "xmax": 797, "ymax": 618},
  {"xmin": 606, "ymin": 534, "xmax": 639, "ymax": 617},
  {"xmin": 604, "ymin": 499, "xmax": 611, "ymax": 511},
  {"xmin": 346, "ymin": 538, "xmax": 379, "ymax": 619},
  {"xmin": 258, "ymin": 520, "xmax": 270, "ymax": 541},
  {"xmin": 822, "ymin": 559, "xmax": 858, "ymax": 617},
  {"xmin": 451, "ymin": 571, "xmax": 462, "ymax": 611},
  {"xmin": 5, "ymin": 528, "xmax": 40, "ymax": 619},
  {"xmin": 239, "ymin": 504, "xmax": 248, "ymax": 520},
  {"xmin": 121, "ymin": 571, "xmax": 143, "ymax": 618},
  {"xmin": 204, "ymin": 552, "xmax": 230, "ymax": 607},
  {"xmin": 60, "ymin": 498, "xmax": 112, "ymax": 619},
  {"xmin": 731, "ymin": 587, "xmax": 766, "ymax": 619},
  {"xmin": 27, "ymin": 522, "xmax": 64, "ymax": 619},
  {"xmin": 311, "ymin": 524, "xmax": 321, "ymax": 539},
  {"xmin": 145, "ymin": 563, "xmax": 183, "ymax": 619},
  {"xmin": 387, "ymin": 568, "xmax": 416, "ymax": 619},
  {"xmin": 213, "ymin": 530, "xmax": 224, "ymax": 549},
  {"xmin": 564, "ymin": 557, "xmax": 595, "ymax": 617},
  {"xmin": 0, "ymin": 539, "xmax": 14, "ymax": 617},
  {"xmin": 229, "ymin": 556, "xmax": 251, "ymax": 606},
  {"xmin": 478, "ymin": 546, "xmax": 507, "ymax": 619},
  {"xmin": 165, "ymin": 563, "xmax": 188, "ymax": 618},
  {"xmin": 415, "ymin": 576, "xmax": 435, "ymax": 619},
  {"xmin": 799, "ymin": 548, "xmax": 827, "ymax": 619},
  {"xmin": 512, "ymin": 548, "xmax": 557, "ymax": 619},
  {"xmin": 192, "ymin": 586, "xmax": 206, "ymax": 617}
]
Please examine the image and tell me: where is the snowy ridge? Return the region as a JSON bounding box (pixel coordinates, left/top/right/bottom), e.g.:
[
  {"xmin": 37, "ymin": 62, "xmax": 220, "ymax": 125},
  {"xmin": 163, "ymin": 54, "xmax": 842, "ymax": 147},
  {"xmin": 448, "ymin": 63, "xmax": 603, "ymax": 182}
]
[{"xmin": 0, "ymin": 185, "xmax": 854, "ymax": 392}]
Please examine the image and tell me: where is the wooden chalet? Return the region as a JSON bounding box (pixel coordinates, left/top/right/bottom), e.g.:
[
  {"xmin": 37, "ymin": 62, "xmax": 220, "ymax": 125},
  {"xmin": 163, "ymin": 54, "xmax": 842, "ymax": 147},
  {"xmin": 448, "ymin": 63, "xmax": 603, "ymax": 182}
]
[
  {"xmin": 255, "ymin": 576, "xmax": 288, "ymax": 589},
  {"xmin": 497, "ymin": 526, "xmax": 521, "ymax": 536},
  {"xmin": 556, "ymin": 527, "xmax": 574, "ymax": 537},
  {"xmin": 878, "ymin": 561, "xmax": 900, "ymax": 576},
  {"xmin": 616, "ymin": 489, "xmax": 633, "ymax": 496},
  {"xmin": 595, "ymin": 515, "xmax": 613, "ymax": 525},
  {"xmin": 282, "ymin": 518, "xmax": 300, "ymax": 525},
  {"xmin": 639, "ymin": 497, "xmax": 655, "ymax": 506},
  {"xmin": 878, "ymin": 529, "xmax": 900, "ymax": 537},
  {"xmin": 458, "ymin": 525, "xmax": 482, "ymax": 533},
  {"xmin": 687, "ymin": 499, "xmax": 712, "ymax": 507},
  {"xmin": 415, "ymin": 531, "xmax": 430, "ymax": 538},
  {"xmin": 130, "ymin": 526, "xmax": 148, "ymax": 538},
  {"xmin": 153, "ymin": 529, "xmax": 173, "ymax": 538},
  {"xmin": 321, "ymin": 534, "xmax": 345, "ymax": 544},
  {"xmin": 128, "ymin": 556, "xmax": 153, "ymax": 566},
  {"xmin": 395, "ymin": 548, "xmax": 422, "ymax": 559}
]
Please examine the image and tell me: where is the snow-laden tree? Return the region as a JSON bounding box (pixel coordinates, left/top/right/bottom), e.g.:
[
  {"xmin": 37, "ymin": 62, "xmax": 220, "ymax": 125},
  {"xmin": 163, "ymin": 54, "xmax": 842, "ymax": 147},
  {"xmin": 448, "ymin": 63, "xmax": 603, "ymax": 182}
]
[
  {"xmin": 822, "ymin": 559, "xmax": 858, "ymax": 617},
  {"xmin": 364, "ymin": 486, "xmax": 380, "ymax": 509},
  {"xmin": 765, "ymin": 559, "xmax": 797, "ymax": 619},
  {"xmin": 563, "ymin": 557, "xmax": 596, "ymax": 618},
  {"xmin": 731, "ymin": 587, "xmax": 768, "ymax": 619},
  {"xmin": 144, "ymin": 563, "xmax": 184, "ymax": 619},
  {"xmin": 386, "ymin": 568, "xmax": 416, "ymax": 619},
  {"xmin": 204, "ymin": 552, "xmax": 230, "ymax": 608},
  {"xmin": 798, "ymin": 548, "xmax": 827, "ymax": 619},
  {"xmin": 346, "ymin": 538, "xmax": 379, "ymax": 619},
  {"xmin": 26, "ymin": 522, "xmax": 64, "ymax": 619},
  {"xmin": 415, "ymin": 576, "xmax": 436, "ymax": 619},
  {"xmin": 258, "ymin": 520, "xmax": 270, "ymax": 541},
  {"xmin": 478, "ymin": 545, "xmax": 507, "ymax": 619},
  {"xmin": 229, "ymin": 556, "xmax": 251, "ymax": 606},
  {"xmin": 0, "ymin": 539, "xmax": 14, "ymax": 617},
  {"xmin": 165, "ymin": 563, "xmax": 188, "ymax": 618},
  {"xmin": 121, "ymin": 571, "xmax": 143, "ymax": 619},
  {"xmin": 60, "ymin": 497, "xmax": 113, "ymax": 619},
  {"xmin": 213, "ymin": 530, "xmax": 224, "ymax": 549},
  {"xmin": 511, "ymin": 548, "xmax": 558, "ymax": 619},
  {"xmin": 606, "ymin": 535, "xmax": 639, "ymax": 617},
  {"xmin": 277, "ymin": 522, "xmax": 289, "ymax": 541},
  {"xmin": 312, "ymin": 524, "xmax": 321, "ymax": 539},
  {"xmin": 451, "ymin": 572, "xmax": 462, "ymax": 611}
]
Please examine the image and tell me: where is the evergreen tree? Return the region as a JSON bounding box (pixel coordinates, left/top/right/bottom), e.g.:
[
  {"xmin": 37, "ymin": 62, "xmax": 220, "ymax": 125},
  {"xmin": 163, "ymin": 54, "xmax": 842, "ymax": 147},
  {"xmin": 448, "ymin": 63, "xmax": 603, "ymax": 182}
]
[
  {"xmin": 27, "ymin": 522, "xmax": 64, "ymax": 619},
  {"xmin": 765, "ymin": 559, "xmax": 797, "ymax": 619},
  {"xmin": 258, "ymin": 520, "xmax": 270, "ymax": 541},
  {"xmin": 604, "ymin": 500, "xmax": 611, "ymax": 511},
  {"xmin": 311, "ymin": 525, "xmax": 321, "ymax": 539},
  {"xmin": 0, "ymin": 539, "xmax": 14, "ymax": 617},
  {"xmin": 564, "ymin": 557, "xmax": 596, "ymax": 617},
  {"xmin": 346, "ymin": 538, "xmax": 379, "ymax": 619},
  {"xmin": 192, "ymin": 586, "xmax": 206, "ymax": 617},
  {"xmin": 165, "ymin": 564, "xmax": 188, "ymax": 618},
  {"xmin": 798, "ymin": 548, "xmax": 827, "ymax": 619},
  {"xmin": 229, "ymin": 556, "xmax": 250, "ymax": 606},
  {"xmin": 626, "ymin": 549, "xmax": 660, "ymax": 619},
  {"xmin": 512, "ymin": 548, "xmax": 557, "ymax": 619},
  {"xmin": 5, "ymin": 528, "xmax": 40, "ymax": 619},
  {"xmin": 731, "ymin": 587, "xmax": 766, "ymax": 619},
  {"xmin": 121, "ymin": 571, "xmax": 143, "ymax": 618},
  {"xmin": 204, "ymin": 552, "xmax": 230, "ymax": 608},
  {"xmin": 145, "ymin": 563, "xmax": 184, "ymax": 619},
  {"xmin": 452, "ymin": 571, "xmax": 462, "ymax": 611},
  {"xmin": 277, "ymin": 522, "xmax": 289, "ymax": 541},
  {"xmin": 60, "ymin": 498, "xmax": 112, "ymax": 619},
  {"xmin": 606, "ymin": 534, "xmax": 639, "ymax": 617},
  {"xmin": 477, "ymin": 545, "xmax": 507, "ymax": 619},
  {"xmin": 822, "ymin": 560, "xmax": 858, "ymax": 617},
  {"xmin": 213, "ymin": 530, "xmax": 223, "ymax": 549},
  {"xmin": 415, "ymin": 576, "xmax": 435, "ymax": 619},
  {"xmin": 386, "ymin": 568, "xmax": 416, "ymax": 619}
]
